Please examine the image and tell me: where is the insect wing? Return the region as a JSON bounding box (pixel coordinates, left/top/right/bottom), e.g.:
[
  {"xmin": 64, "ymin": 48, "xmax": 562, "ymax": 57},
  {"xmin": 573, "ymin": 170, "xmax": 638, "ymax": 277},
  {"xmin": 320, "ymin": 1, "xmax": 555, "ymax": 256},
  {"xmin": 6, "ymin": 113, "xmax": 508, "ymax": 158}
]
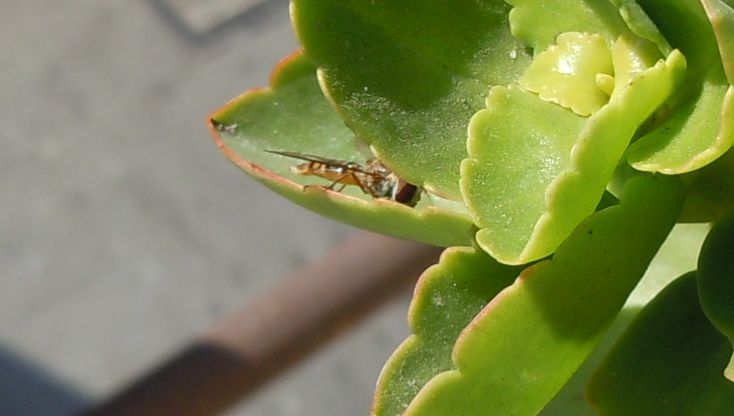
[
  {"xmin": 265, "ymin": 149, "xmax": 342, "ymax": 164},
  {"xmin": 267, "ymin": 149, "xmax": 384, "ymax": 177}
]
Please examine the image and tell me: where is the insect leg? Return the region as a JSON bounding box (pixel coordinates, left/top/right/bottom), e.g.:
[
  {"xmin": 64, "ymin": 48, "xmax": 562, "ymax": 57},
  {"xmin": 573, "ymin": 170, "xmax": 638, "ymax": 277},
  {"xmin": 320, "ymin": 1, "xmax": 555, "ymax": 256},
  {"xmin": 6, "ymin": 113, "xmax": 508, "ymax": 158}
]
[
  {"xmin": 356, "ymin": 176, "xmax": 381, "ymax": 198},
  {"xmin": 325, "ymin": 173, "xmax": 350, "ymax": 191}
]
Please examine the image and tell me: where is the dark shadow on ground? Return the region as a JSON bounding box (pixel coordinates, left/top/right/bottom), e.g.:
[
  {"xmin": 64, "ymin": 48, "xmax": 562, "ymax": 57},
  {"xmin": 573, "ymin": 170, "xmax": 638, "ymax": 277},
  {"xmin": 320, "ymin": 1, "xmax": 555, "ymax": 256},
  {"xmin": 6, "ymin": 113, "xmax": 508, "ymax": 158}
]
[
  {"xmin": 0, "ymin": 345, "xmax": 89, "ymax": 416},
  {"xmin": 147, "ymin": 0, "xmax": 289, "ymax": 43}
]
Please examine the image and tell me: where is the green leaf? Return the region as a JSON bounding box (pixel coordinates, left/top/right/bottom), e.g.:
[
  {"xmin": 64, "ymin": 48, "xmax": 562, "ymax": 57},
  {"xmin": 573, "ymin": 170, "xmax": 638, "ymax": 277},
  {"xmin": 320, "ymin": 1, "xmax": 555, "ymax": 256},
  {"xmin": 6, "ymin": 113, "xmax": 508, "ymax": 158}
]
[
  {"xmin": 508, "ymin": 0, "xmax": 673, "ymax": 56},
  {"xmin": 462, "ymin": 85, "xmax": 584, "ymax": 263},
  {"xmin": 627, "ymin": 75, "xmax": 734, "ymax": 173},
  {"xmin": 519, "ymin": 32, "xmax": 614, "ymax": 116},
  {"xmin": 540, "ymin": 307, "xmax": 639, "ymax": 416},
  {"xmin": 680, "ymin": 148, "xmax": 734, "ymax": 222},
  {"xmin": 290, "ymin": 0, "xmax": 531, "ymax": 198},
  {"xmin": 402, "ymin": 174, "xmax": 683, "ymax": 416},
  {"xmin": 697, "ymin": 208, "xmax": 734, "ymax": 381},
  {"xmin": 608, "ymin": 0, "xmax": 672, "ymax": 54},
  {"xmin": 372, "ymin": 247, "xmax": 521, "ymax": 416},
  {"xmin": 627, "ymin": 0, "xmax": 734, "ymax": 173},
  {"xmin": 545, "ymin": 222, "xmax": 710, "ymax": 415},
  {"xmin": 701, "ymin": 0, "xmax": 734, "ymax": 83},
  {"xmin": 588, "ymin": 273, "xmax": 734, "ymax": 415},
  {"xmin": 465, "ymin": 38, "xmax": 685, "ymax": 264},
  {"xmin": 637, "ymin": 0, "xmax": 720, "ymax": 67},
  {"xmin": 627, "ymin": 223, "xmax": 711, "ymax": 306},
  {"xmin": 506, "ymin": 0, "xmax": 627, "ymax": 51},
  {"xmin": 209, "ymin": 52, "xmax": 475, "ymax": 247}
]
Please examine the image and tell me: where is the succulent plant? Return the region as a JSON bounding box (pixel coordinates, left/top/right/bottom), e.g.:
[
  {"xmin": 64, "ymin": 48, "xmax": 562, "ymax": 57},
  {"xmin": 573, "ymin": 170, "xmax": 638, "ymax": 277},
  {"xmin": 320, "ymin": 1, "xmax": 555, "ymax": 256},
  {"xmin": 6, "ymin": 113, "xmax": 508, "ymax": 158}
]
[{"xmin": 210, "ymin": 0, "xmax": 734, "ymax": 414}]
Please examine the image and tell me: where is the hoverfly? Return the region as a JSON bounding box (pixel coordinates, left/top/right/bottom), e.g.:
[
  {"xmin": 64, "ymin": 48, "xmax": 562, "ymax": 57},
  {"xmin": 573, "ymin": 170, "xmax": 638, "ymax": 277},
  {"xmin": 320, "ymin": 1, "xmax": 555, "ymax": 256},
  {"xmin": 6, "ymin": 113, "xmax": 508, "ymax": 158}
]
[{"xmin": 266, "ymin": 150, "xmax": 421, "ymax": 207}]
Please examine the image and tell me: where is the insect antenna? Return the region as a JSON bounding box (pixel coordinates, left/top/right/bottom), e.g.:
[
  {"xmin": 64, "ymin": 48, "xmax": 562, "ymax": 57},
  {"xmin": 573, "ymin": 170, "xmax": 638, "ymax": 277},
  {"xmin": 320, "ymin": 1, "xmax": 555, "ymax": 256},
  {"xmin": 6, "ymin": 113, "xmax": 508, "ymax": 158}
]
[{"xmin": 265, "ymin": 149, "xmax": 333, "ymax": 163}]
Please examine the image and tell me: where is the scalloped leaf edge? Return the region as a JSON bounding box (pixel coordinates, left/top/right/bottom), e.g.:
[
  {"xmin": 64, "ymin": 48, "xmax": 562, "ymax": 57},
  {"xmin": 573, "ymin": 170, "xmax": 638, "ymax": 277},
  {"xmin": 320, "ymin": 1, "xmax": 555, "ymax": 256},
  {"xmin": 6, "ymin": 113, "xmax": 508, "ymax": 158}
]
[{"xmin": 209, "ymin": 50, "xmax": 476, "ymax": 247}]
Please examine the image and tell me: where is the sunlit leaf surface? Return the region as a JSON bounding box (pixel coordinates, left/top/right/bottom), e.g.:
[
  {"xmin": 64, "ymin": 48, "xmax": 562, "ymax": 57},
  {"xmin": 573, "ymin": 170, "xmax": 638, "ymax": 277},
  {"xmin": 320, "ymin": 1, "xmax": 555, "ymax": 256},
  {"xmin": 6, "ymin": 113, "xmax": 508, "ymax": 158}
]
[
  {"xmin": 210, "ymin": 52, "xmax": 475, "ymax": 247},
  {"xmin": 291, "ymin": 0, "xmax": 531, "ymax": 198},
  {"xmin": 372, "ymin": 247, "xmax": 521, "ymax": 416},
  {"xmin": 402, "ymin": 174, "xmax": 683, "ymax": 415}
]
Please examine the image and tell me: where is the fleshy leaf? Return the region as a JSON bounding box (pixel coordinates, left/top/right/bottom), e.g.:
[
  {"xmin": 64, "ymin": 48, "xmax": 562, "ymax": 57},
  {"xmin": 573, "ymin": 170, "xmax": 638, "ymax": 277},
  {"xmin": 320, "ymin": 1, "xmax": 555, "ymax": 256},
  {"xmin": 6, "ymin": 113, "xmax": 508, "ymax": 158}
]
[
  {"xmin": 611, "ymin": 32, "xmax": 665, "ymax": 88},
  {"xmin": 544, "ymin": 222, "xmax": 710, "ymax": 415},
  {"xmin": 402, "ymin": 174, "xmax": 683, "ymax": 416},
  {"xmin": 290, "ymin": 0, "xmax": 531, "ymax": 198},
  {"xmin": 627, "ymin": 223, "xmax": 711, "ymax": 306},
  {"xmin": 508, "ymin": 0, "xmax": 672, "ymax": 56},
  {"xmin": 462, "ymin": 85, "xmax": 584, "ymax": 263},
  {"xmin": 465, "ymin": 38, "xmax": 685, "ymax": 264},
  {"xmin": 372, "ymin": 247, "xmax": 521, "ymax": 416},
  {"xmin": 520, "ymin": 32, "xmax": 613, "ymax": 116},
  {"xmin": 506, "ymin": 0, "xmax": 627, "ymax": 51},
  {"xmin": 627, "ymin": 0, "xmax": 734, "ymax": 173},
  {"xmin": 701, "ymin": 0, "xmax": 734, "ymax": 83},
  {"xmin": 627, "ymin": 76, "xmax": 734, "ymax": 173},
  {"xmin": 608, "ymin": 0, "xmax": 672, "ymax": 54},
  {"xmin": 540, "ymin": 307, "xmax": 639, "ymax": 415},
  {"xmin": 697, "ymin": 209, "xmax": 734, "ymax": 381},
  {"xmin": 680, "ymin": 147, "xmax": 734, "ymax": 222},
  {"xmin": 588, "ymin": 273, "xmax": 734, "ymax": 415},
  {"xmin": 209, "ymin": 51, "xmax": 475, "ymax": 247}
]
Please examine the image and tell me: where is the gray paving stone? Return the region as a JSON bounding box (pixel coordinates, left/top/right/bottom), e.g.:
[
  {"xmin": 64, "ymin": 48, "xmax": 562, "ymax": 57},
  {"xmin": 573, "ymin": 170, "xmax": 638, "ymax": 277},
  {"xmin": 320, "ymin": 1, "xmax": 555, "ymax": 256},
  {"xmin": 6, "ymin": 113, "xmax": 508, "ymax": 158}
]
[
  {"xmin": 161, "ymin": 0, "xmax": 272, "ymax": 33},
  {"xmin": 0, "ymin": 0, "xmax": 411, "ymax": 414}
]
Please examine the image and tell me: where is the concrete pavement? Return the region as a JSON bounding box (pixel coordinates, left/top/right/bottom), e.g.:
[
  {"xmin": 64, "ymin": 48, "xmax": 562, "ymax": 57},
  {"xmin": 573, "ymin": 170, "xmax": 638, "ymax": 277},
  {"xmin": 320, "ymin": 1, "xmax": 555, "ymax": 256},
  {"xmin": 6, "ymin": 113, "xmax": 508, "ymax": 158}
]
[{"xmin": 0, "ymin": 1, "xmax": 411, "ymax": 414}]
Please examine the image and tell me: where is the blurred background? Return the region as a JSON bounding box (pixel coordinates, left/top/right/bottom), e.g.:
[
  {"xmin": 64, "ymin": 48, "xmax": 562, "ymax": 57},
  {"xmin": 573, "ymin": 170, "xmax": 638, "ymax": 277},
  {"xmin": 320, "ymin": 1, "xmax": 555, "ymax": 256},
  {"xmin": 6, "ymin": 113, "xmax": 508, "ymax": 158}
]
[{"xmin": 0, "ymin": 1, "xmax": 412, "ymax": 414}]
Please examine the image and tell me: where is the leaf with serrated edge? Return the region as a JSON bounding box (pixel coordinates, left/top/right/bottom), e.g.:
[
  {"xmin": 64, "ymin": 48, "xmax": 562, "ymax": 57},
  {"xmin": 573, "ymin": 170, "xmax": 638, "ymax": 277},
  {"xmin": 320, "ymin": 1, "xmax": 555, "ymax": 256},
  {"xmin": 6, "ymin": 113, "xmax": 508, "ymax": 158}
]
[
  {"xmin": 465, "ymin": 38, "xmax": 685, "ymax": 264},
  {"xmin": 290, "ymin": 0, "xmax": 531, "ymax": 198},
  {"xmin": 209, "ymin": 51, "xmax": 475, "ymax": 247},
  {"xmin": 588, "ymin": 273, "xmax": 734, "ymax": 415},
  {"xmin": 519, "ymin": 32, "xmax": 614, "ymax": 116},
  {"xmin": 463, "ymin": 85, "xmax": 583, "ymax": 263},
  {"xmin": 402, "ymin": 174, "xmax": 683, "ymax": 416},
  {"xmin": 627, "ymin": 0, "xmax": 734, "ymax": 173},
  {"xmin": 372, "ymin": 247, "xmax": 521, "ymax": 416}
]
